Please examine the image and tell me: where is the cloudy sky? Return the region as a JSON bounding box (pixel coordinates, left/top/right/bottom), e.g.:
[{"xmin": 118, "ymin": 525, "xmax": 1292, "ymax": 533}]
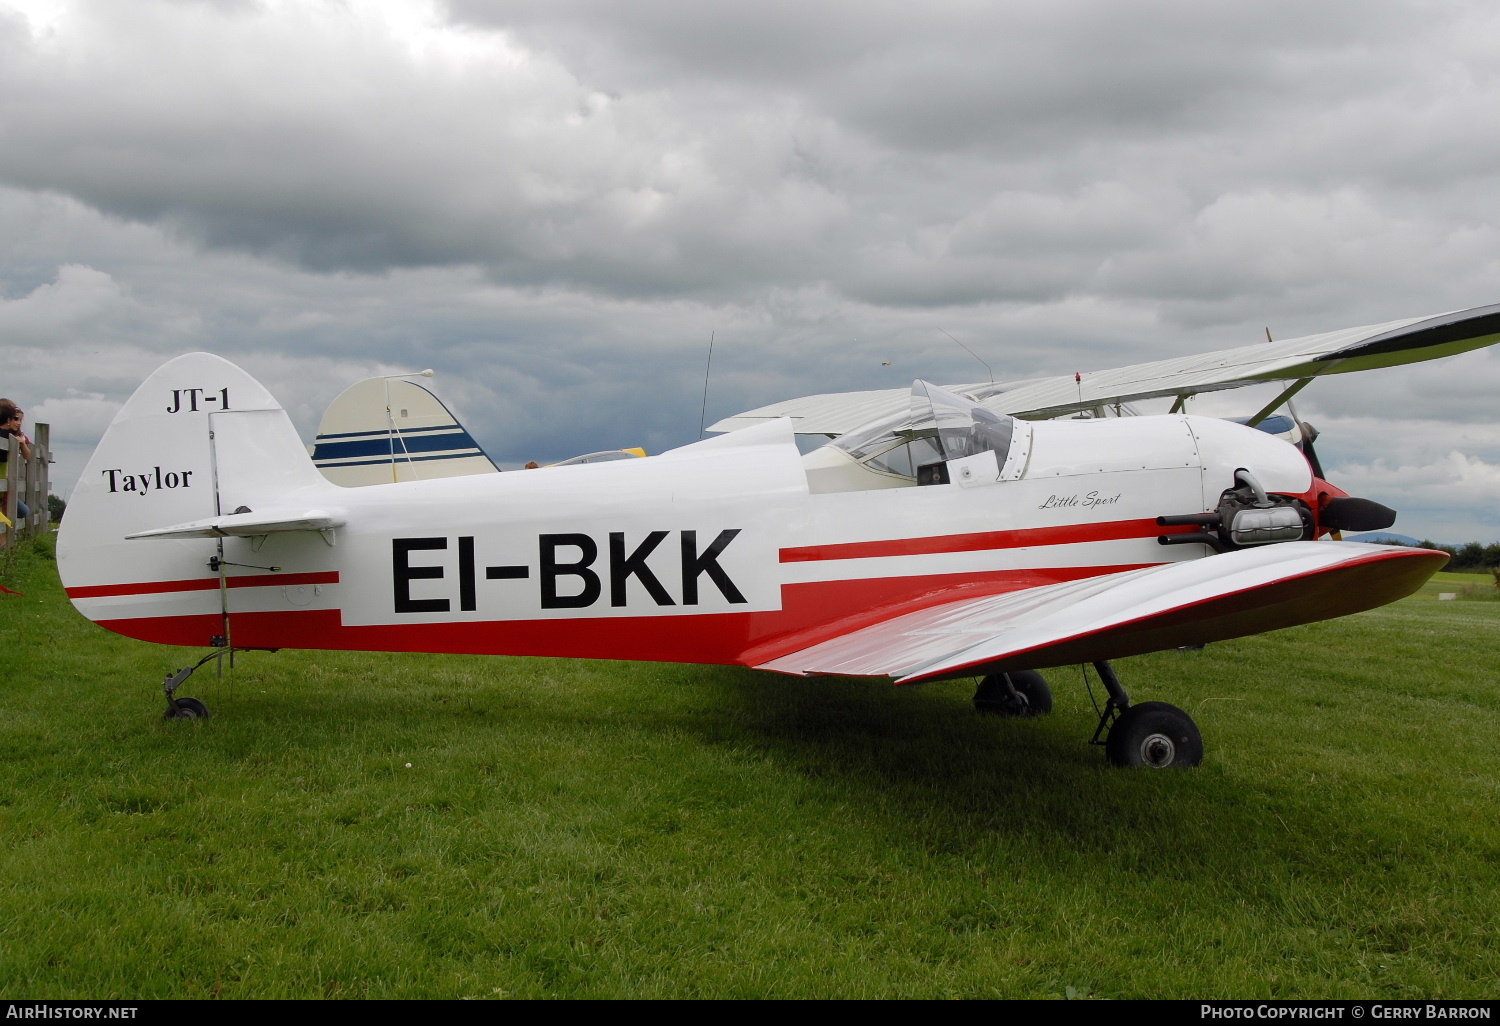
[{"xmin": 2, "ymin": 0, "xmax": 1497, "ymax": 540}]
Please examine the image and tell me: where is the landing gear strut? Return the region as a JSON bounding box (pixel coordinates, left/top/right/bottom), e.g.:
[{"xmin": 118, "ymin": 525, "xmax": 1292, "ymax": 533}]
[{"xmin": 1089, "ymin": 660, "xmax": 1202, "ymax": 768}]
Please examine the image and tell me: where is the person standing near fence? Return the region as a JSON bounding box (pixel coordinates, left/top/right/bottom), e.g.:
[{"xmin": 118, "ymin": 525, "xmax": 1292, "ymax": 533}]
[{"xmin": 0, "ymin": 399, "xmax": 33, "ymax": 522}]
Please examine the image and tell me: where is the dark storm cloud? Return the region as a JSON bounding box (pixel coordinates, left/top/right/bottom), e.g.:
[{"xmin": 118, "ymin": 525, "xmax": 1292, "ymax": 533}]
[
  {"xmin": 449, "ymin": 1, "xmax": 1402, "ymax": 145},
  {"xmin": 2, "ymin": 0, "xmax": 1490, "ymax": 308},
  {"xmin": 0, "ymin": 0, "xmax": 851, "ymax": 296},
  {"xmin": 0, "ymin": 0, "xmax": 1497, "ymax": 536}
]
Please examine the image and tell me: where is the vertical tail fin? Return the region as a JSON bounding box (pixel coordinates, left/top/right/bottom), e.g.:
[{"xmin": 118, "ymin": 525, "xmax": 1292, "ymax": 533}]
[
  {"xmin": 58, "ymin": 353, "xmax": 329, "ymax": 644},
  {"xmin": 311, "ymin": 376, "xmax": 498, "ymax": 486}
]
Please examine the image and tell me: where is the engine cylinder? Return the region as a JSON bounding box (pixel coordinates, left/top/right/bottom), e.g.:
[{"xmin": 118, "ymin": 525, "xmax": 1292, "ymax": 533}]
[{"xmin": 1228, "ymin": 506, "xmax": 1308, "ymax": 545}]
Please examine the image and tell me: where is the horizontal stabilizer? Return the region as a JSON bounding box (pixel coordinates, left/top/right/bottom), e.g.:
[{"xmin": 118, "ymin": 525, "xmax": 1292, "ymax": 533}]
[
  {"xmin": 757, "ymin": 542, "xmax": 1447, "ymax": 683},
  {"xmin": 126, "ymin": 508, "xmax": 346, "ymax": 540}
]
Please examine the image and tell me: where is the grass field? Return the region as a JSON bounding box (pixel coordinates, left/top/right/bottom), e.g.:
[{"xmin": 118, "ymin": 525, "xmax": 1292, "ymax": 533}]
[{"xmin": 2, "ymin": 537, "xmax": 1497, "ymax": 999}]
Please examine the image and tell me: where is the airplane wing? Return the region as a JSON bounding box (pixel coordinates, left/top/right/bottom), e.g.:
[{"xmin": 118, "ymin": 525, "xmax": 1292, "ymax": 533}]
[
  {"xmin": 755, "ymin": 542, "xmax": 1446, "ymax": 683},
  {"xmin": 708, "ymin": 386, "xmax": 914, "ymax": 437},
  {"xmin": 710, "ymin": 303, "xmax": 1500, "ymax": 434},
  {"xmin": 125, "ymin": 508, "xmax": 346, "ymax": 540}
]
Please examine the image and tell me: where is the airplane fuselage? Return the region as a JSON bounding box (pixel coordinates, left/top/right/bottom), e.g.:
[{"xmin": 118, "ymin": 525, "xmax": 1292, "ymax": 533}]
[{"xmin": 59, "ymin": 362, "xmax": 1317, "ymax": 673}]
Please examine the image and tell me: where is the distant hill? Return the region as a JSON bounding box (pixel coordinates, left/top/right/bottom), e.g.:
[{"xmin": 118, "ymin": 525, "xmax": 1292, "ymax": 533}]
[{"xmin": 1346, "ymin": 532, "xmax": 1426, "ymax": 546}]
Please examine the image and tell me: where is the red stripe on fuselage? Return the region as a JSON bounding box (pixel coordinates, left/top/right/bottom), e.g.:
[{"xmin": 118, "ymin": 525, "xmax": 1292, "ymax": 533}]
[
  {"xmin": 66, "ymin": 571, "xmax": 340, "ymax": 599},
  {"xmin": 72, "ymin": 519, "xmax": 1183, "ymax": 601},
  {"xmin": 92, "ymin": 563, "xmax": 1158, "ymax": 663},
  {"xmin": 779, "ymin": 518, "xmax": 1198, "ymax": 562}
]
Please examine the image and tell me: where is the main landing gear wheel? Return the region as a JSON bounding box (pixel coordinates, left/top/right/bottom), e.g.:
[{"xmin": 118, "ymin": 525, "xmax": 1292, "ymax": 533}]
[
  {"xmin": 974, "ymin": 671, "xmax": 1053, "ymax": 717},
  {"xmin": 165, "ymin": 696, "xmax": 211, "ymax": 721},
  {"xmin": 1104, "ymin": 701, "xmax": 1201, "ymax": 768}
]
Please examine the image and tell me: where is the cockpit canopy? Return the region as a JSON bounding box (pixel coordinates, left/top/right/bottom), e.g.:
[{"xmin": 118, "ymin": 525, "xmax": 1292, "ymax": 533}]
[{"xmin": 829, "ymin": 380, "xmax": 1022, "ymax": 480}]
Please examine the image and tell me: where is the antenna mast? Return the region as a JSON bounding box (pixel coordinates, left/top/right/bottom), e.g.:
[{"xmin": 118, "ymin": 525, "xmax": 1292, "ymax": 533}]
[
  {"xmin": 697, "ymin": 331, "xmax": 716, "ymax": 438},
  {"xmin": 939, "ymin": 329, "xmax": 994, "ymax": 384}
]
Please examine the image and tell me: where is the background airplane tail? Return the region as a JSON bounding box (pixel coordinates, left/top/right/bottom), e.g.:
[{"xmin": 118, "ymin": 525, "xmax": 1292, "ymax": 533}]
[{"xmin": 311, "ymin": 376, "xmax": 498, "ymax": 486}]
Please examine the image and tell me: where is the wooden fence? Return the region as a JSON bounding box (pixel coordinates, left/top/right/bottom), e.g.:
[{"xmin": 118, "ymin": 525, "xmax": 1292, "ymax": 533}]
[{"xmin": 2, "ymin": 422, "xmax": 51, "ymax": 545}]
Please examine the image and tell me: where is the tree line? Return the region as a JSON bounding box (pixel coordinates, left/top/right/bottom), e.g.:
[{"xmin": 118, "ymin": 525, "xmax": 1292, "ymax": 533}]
[{"xmin": 1382, "ymin": 538, "xmax": 1500, "ymax": 571}]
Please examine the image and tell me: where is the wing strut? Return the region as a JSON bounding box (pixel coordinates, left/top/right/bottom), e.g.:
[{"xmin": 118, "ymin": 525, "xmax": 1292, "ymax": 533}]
[{"xmin": 1245, "ymin": 378, "xmax": 1313, "ymax": 427}]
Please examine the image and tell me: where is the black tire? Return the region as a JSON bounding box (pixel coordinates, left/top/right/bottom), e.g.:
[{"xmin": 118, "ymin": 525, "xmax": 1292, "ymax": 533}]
[
  {"xmin": 1105, "ymin": 701, "xmax": 1201, "ymax": 768},
  {"xmin": 974, "ymin": 671, "xmax": 1053, "ymax": 717},
  {"xmin": 165, "ymin": 697, "xmax": 210, "ymax": 721}
]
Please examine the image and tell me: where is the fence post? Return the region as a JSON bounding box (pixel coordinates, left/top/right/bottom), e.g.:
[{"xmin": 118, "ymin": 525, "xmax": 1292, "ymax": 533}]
[{"xmin": 29, "ymin": 423, "xmax": 50, "ymax": 536}]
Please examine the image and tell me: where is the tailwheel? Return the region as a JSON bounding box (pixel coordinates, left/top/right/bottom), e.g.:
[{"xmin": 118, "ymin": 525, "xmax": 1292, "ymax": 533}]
[
  {"xmin": 1104, "ymin": 701, "xmax": 1201, "ymax": 768},
  {"xmin": 974, "ymin": 671, "xmax": 1053, "ymax": 717},
  {"xmin": 165, "ymin": 696, "xmax": 211, "ymax": 721},
  {"xmin": 159, "ymin": 649, "xmax": 231, "ymax": 722}
]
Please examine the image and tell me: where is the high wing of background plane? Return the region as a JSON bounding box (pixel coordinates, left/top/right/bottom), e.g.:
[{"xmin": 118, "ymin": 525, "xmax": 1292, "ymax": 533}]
[
  {"xmin": 310, "ymin": 375, "xmax": 498, "ymax": 485},
  {"xmin": 709, "ymin": 303, "xmax": 1500, "ymax": 435}
]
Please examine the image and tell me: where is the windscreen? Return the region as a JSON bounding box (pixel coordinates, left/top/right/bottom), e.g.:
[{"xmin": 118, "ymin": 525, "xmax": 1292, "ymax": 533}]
[
  {"xmin": 912, "ymin": 380, "xmax": 1016, "ymax": 462},
  {"xmin": 831, "ymin": 380, "xmax": 1019, "ymax": 478},
  {"xmin": 831, "ymin": 405, "xmax": 943, "ymax": 477}
]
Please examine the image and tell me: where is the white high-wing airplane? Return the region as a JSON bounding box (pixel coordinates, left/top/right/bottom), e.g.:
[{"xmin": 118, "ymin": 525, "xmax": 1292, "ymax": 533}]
[{"xmin": 56, "ymin": 303, "xmax": 1499, "ymax": 767}]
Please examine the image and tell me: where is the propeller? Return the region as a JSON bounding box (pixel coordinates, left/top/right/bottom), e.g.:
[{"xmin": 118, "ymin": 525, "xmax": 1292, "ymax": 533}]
[
  {"xmin": 1320, "ymin": 497, "xmax": 1397, "ymax": 533},
  {"xmin": 1295, "ymin": 419, "xmax": 1326, "ymax": 479}
]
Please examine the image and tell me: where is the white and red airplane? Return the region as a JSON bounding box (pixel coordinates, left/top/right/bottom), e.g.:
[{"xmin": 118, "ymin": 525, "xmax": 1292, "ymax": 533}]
[{"xmin": 57, "ymin": 303, "xmax": 1500, "ymax": 767}]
